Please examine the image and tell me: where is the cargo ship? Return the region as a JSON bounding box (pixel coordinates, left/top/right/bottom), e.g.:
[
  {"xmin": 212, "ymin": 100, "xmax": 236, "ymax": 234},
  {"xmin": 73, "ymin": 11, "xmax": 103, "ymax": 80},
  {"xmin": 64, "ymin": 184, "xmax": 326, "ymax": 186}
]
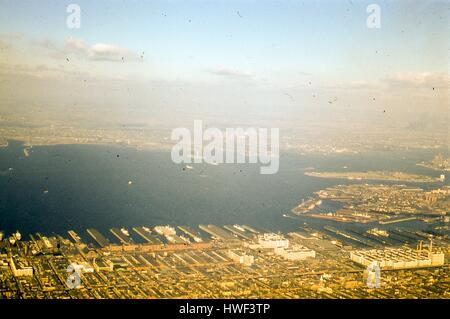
[
  {"xmin": 292, "ymin": 198, "xmax": 322, "ymax": 214},
  {"xmin": 367, "ymin": 228, "xmax": 389, "ymax": 237},
  {"xmin": 379, "ymin": 216, "xmax": 416, "ymax": 225}
]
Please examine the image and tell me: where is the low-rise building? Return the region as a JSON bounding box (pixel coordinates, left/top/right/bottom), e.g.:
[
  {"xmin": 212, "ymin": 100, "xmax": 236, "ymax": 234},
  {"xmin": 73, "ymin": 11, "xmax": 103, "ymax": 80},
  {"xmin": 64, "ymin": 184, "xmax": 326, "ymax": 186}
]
[{"xmin": 274, "ymin": 245, "xmax": 316, "ymax": 261}]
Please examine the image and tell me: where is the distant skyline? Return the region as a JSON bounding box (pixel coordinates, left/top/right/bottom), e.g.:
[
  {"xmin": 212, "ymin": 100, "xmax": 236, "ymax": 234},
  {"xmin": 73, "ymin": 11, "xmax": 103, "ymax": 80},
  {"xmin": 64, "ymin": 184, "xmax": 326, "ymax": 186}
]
[{"xmin": 0, "ymin": 0, "xmax": 448, "ymax": 130}]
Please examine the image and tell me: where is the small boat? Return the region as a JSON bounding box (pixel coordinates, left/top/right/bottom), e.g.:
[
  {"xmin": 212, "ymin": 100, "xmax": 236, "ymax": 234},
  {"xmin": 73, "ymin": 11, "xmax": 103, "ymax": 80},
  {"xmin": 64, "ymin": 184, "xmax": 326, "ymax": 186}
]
[{"xmin": 120, "ymin": 228, "xmax": 130, "ymax": 237}]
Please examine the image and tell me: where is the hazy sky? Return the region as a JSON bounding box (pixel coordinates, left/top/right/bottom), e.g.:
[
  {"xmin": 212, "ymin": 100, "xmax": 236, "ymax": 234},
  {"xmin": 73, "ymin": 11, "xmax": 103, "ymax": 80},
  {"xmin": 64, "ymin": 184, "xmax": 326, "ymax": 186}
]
[{"xmin": 0, "ymin": 0, "xmax": 448, "ymax": 129}]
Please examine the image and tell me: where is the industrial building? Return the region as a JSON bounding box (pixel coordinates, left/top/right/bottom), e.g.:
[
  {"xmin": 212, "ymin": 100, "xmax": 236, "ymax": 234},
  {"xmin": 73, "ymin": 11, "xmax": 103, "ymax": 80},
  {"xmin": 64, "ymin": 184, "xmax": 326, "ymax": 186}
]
[
  {"xmin": 227, "ymin": 249, "xmax": 254, "ymax": 266},
  {"xmin": 350, "ymin": 245, "xmax": 445, "ymax": 270},
  {"xmin": 251, "ymin": 233, "xmax": 316, "ymax": 261},
  {"xmin": 257, "ymin": 233, "xmax": 289, "ymax": 249},
  {"xmin": 9, "ymin": 256, "xmax": 33, "ymax": 277},
  {"xmin": 274, "ymin": 245, "xmax": 316, "ymax": 261},
  {"xmin": 93, "ymin": 258, "xmax": 114, "ymax": 272}
]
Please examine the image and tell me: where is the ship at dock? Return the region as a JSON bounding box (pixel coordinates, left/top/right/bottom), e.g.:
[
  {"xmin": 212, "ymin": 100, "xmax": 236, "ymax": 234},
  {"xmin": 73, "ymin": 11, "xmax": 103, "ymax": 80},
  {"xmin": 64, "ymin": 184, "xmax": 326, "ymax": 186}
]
[
  {"xmin": 323, "ymin": 226, "xmax": 378, "ymax": 248},
  {"xmin": 292, "ymin": 198, "xmax": 322, "ymax": 215},
  {"xmin": 367, "ymin": 228, "xmax": 389, "ymax": 237},
  {"xmin": 379, "ymin": 216, "xmax": 417, "ymax": 225}
]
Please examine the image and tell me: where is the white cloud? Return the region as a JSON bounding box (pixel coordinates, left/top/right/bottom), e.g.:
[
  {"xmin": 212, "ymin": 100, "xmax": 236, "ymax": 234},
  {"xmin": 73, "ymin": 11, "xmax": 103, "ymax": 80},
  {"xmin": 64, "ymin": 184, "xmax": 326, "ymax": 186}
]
[
  {"xmin": 65, "ymin": 37, "xmax": 87, "ymax": 53},
  {"xmin": 88, "ymin": 43, "xmax": 139, "ymax": 62},
  {"xmin": 208, "ymin": 65, "xmax": 253, "ymax": 78},
  {"xmin": 386, "ymin": 72, "xmax": 450, "ymax": 89},
  {"xmin": 38, "ymin": 37, "xmax": 142, "ymax": 62}
]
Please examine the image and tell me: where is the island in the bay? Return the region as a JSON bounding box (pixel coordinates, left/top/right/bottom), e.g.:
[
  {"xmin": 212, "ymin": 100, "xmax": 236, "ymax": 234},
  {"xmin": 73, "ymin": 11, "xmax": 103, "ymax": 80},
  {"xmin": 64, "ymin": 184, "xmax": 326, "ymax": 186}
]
[{"xmin": 305, "ymin": 171, "xmax": 444, "ymax": 183}]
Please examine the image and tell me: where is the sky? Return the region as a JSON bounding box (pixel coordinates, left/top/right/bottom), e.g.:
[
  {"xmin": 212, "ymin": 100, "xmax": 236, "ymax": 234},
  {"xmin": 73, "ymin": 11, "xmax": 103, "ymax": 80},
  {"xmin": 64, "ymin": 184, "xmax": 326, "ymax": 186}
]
[{"xmin": 0, "ymin": 0, "xmax": 448, "ymax": 130}]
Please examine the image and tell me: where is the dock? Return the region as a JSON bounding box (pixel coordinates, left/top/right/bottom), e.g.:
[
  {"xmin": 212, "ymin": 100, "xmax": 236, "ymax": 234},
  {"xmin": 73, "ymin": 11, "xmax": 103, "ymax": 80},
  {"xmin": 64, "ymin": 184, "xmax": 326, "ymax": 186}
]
[
  {"xmin": 110, "ymin": 228, "xmax": 133, "ymax": 245},
  {"xmin": 133, "ymin": 227, "xmax": 163, "ymax": 244},
  {"xmin": 68, "ymin": 230, "xmax": 82, "ymax": 243},
  {"xmin": 177, "ymin": 226, "xmax": 205, "ymax": 243},
  {"xmin": 379, "ymin": 216, "xmax": 416, "ymax": 225},
  {"xmin": 199, "ymin": 225, "xmax": 237, "ymax": 241},
  {"xmin": 223, "ymin": 225, "xmax": 254, "ymax": 240},
  {"xmin": 86, "ymin": 228, "xmax": 110, "ymax": 248}
]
